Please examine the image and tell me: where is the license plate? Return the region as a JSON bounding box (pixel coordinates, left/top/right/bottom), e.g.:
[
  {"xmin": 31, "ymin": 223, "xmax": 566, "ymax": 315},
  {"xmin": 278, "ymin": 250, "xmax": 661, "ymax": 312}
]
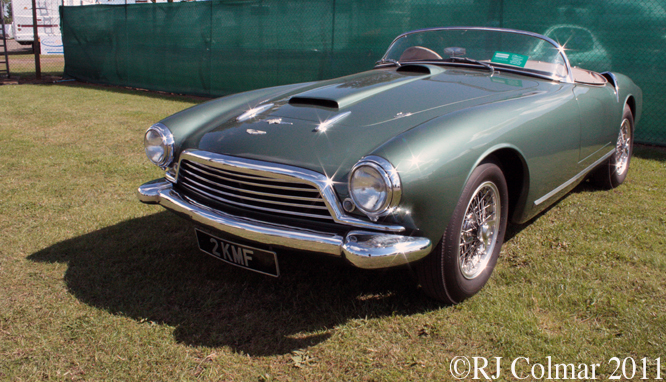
[{"xmin": 195, "ymin": 229, "xmax": 280, "ymax": 277}]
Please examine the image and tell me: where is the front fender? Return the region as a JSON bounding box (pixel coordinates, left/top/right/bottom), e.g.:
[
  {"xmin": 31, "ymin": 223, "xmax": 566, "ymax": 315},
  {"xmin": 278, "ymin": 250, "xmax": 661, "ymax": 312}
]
[
  {"xmin": 371, "ymin": 105, "xmax": 525, "ymax": 243},
  {"xmin": 371, "ymin": 84, "xmax": 575, "ymax": 243}
]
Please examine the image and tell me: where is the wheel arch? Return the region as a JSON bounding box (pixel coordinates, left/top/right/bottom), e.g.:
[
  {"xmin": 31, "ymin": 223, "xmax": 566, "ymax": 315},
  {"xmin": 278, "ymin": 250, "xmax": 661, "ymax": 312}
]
[
  {"xmin": 472, "ymin": 145, "xmax": 530, "ymax": 224},
  {"xmin": 625, "ymin": 95, "xmax": 636, "ymax": 121}
]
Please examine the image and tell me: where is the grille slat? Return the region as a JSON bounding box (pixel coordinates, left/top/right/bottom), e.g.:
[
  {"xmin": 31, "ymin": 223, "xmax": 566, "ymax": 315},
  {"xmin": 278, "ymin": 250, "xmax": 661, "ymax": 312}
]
[
  {"xmin": 184, "ymin": 161, "xmax": 318, "ymax": 192},
  {"xmin": 179, "ymin": 168, "xmax": 324, "ymax": 202},
  {"xmin": 177, "ymin": 159, "xmax": 334, "ymax": 221},
  {"xmin": 180, "ymin": 176, "xmax": 329, "ymax": 210},
  {"xmin": 188, "ymin": 162, "xmax": 305, "ymax": 183}
]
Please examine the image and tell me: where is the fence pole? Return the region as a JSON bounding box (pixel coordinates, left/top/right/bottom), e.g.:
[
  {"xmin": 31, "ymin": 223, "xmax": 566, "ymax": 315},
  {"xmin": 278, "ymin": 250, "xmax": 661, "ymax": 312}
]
[
  {"xmin": 31, "ymin": 0, "xmax": 41, "ymax": 79},
  {"xmin": 1, "ymin": 0, "xmax": 10, "ymax": 78}
]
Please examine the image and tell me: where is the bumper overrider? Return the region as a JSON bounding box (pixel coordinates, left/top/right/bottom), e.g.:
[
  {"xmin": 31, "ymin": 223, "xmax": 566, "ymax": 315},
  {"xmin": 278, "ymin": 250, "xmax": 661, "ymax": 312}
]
[{"xmin": 137, "ymin": 178, "xmax": 432, "ymax": 269}]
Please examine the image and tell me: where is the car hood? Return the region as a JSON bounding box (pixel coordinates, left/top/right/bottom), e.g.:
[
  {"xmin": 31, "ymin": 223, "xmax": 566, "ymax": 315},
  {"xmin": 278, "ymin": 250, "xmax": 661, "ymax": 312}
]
[{"xmin": 195, "ymin": 66, "xmax": 541, "ymax": 180}]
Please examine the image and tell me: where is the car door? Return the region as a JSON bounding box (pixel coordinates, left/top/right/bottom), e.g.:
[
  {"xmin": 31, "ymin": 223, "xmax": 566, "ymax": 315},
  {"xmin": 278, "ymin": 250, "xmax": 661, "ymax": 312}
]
[{"xmin": 573, "ymin": 84, "xmax": 619, "ymax": 167}]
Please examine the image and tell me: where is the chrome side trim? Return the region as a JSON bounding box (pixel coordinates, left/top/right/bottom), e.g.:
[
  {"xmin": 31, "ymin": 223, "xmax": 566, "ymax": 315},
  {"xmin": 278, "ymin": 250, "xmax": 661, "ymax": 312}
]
[
  {"xmin": 177, "ymin": 150, "xmax": 406, "ymax": 232},
  {"xmin": 534, "ymin": 149, "xmax": 615, "ymax": 206},
  {"xmin": 380, "ymin": 26, "xmax": 574, "ymax": 83},
  {"xmin": 137, "ymin": 179, "xmax": 433, "ymax": 269}
]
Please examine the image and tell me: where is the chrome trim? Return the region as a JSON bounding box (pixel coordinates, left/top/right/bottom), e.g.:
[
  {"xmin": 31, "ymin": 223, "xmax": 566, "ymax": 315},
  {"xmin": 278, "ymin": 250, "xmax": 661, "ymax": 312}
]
[
  {"xmin": 165, "ymin": 166, "xmax": 177, "ymax": 183},
  {"xmin": 342, "ymin": 231, "xmax": 432, "ymax": 269},
  {"xmin": 458, "ymin": 181, "xmax": 500, "ymax": 280},
  {"xmin": 534, "ymin": 149, "xmax": 615, "ymax": 206},
  {"xmin": 182, "ymin": 179, "xmax": 328, "ymax": 212},
  {"xmin": 178, "ymin": 159, "xmax": 331, "ymax": 220},
  {"xmin": 601, "ymin": 71, "xmax": 620, "ymax": 103},
  {"xmin": 185, "ymin": 161, "xmax": 306, "ymax": 185},
  {"xmin": 379, "ymin": 26, "xmax": 574, "ymax": 83},
  {"xmin": 236, "ymin": 103, "xmax": 274, "ymax": 122},
  {"xmin": 615, "ymin": 118, "xmax": 631, "ymax": 176},
  {"xmin": 139, "ymin": 178, "xmax": 342, "ymax": 256},
  {"xmin": 144, "ymin": 123, "xmax": 175, "ymax": 170},
  {"xmin": 177, "ymin": 150, "xmax": 405, "ymax": 232},
  {"xmin": 349, "ymin": 155, "xmax": 402, "ymax": 221},
  {"xmin": 137, "ymin": 179, "xmax": 432, "ymax": 268},
  {"xmin": 315, "ymin": 111, "xmax": 351, "ymax": 132},
  {"xmin": 181, "ymin": 167, "xmax": 323, "ymax": 202}
]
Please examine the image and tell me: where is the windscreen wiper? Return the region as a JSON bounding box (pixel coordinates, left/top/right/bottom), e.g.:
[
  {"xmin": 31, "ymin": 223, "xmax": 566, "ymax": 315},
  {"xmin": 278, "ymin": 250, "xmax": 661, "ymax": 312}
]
[
  {"xmin": 375, "ymin": 58, "xmax": 402, "ymax": 67},
  {"xmin": 448, "ymin": 57, "xmax": 495, "ymax": 75}
]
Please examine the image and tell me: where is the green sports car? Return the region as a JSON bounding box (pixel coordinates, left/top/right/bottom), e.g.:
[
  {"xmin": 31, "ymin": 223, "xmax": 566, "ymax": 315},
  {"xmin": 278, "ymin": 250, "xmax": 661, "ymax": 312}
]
[{"xmin": 138, "ymin": 27, "xmax": 642, "ymax": 303}]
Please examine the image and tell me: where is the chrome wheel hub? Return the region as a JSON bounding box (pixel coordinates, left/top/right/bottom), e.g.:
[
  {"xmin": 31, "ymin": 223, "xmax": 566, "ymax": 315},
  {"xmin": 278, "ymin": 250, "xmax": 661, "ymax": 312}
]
[
  {"xmin": 459, "ymin": 181, "xmax": 501, "ymax": 280},
  {"xmin": 615, "ymin": 118, "xmax": 631, "ymax": 176}
]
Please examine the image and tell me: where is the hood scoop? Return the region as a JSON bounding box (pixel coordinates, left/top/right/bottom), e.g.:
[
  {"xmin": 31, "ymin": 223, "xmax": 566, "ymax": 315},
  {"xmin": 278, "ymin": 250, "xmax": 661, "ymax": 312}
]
[
  {"xmin": 396, "ymin": 64, "xmax": 433, "ymax": 74},
  {"xmin": 287, "ymin": 73, "xmax": 430, "ymax": 110},
  {"xmin": 289, "ymin": 97, "xmax": 339, "ymax": 109}
]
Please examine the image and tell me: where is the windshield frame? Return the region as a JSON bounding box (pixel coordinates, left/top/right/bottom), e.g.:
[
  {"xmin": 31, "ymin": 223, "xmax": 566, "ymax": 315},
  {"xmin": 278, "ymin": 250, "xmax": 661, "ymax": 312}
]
[{"xmin": 377, "ymin": 26, "xmax": 574, "ymax": 83}]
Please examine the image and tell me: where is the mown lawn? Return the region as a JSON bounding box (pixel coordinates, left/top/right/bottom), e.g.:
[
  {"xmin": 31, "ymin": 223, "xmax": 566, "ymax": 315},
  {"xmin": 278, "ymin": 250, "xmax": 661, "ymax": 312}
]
[
  {"xmin": 6, "ymin": 54, "xmax": 64, "ymax": 78},
  {"xmin": 1, "ymin": 83, "xmax": 665, "ymax": 381}
]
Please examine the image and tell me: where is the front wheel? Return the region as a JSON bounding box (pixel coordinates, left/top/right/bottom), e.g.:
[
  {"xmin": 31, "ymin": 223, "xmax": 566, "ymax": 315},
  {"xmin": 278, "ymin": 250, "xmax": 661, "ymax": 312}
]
[{"xmin": 416, "ymin": 160, "xmax": 509, "ymax": 303}]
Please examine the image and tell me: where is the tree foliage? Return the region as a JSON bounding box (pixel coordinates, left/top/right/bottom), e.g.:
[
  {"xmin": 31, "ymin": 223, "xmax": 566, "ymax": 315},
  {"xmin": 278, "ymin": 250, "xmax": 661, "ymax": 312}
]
[{"xmin": 2, "ymin": 0, "xmax": 12, "ymax": 25}]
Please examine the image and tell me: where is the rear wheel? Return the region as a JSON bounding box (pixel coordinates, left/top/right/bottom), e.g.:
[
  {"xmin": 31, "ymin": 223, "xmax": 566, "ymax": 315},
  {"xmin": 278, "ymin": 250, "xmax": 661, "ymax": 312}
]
[
  {"xmin": 592, "ymin": 104, "xmax": 634, "ymax": 189},
  {"xmin": 416, "ymin": 160, "xmax": 509, "ymax": 303}
]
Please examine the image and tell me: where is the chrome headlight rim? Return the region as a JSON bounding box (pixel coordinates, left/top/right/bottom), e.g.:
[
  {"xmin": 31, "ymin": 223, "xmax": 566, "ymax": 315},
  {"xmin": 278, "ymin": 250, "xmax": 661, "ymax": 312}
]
[
  {"xmin": 144, "ymin": 123, "xmax": 175, "ymax": 170},
  {"xmin": 349, "ymin": 156, "xmax": 402, "ymax": 220}
]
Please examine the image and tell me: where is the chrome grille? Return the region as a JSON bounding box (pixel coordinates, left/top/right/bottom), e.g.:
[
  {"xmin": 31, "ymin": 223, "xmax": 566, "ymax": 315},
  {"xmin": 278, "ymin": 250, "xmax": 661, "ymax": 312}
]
[{"xmin": 177, "ymin": 159, "xmax": 333, "ymax": 220}]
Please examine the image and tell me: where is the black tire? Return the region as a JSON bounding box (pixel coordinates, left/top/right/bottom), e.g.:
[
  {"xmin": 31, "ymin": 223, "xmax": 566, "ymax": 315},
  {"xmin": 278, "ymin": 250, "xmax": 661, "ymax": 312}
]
[
  {"xmin": 416, "ymin": 159, "xmax": 509, "ymax": 304},
  {"xmin": 591, "ymin": 104, "xmax": 634, "ymax": 189}
]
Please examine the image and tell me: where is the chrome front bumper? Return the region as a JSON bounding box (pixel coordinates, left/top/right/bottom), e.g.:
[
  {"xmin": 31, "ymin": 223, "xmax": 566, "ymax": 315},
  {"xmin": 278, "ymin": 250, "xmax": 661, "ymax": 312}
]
[{"xmin": 137, "ymin": 178, "xmax": 432, "ymax": 269}]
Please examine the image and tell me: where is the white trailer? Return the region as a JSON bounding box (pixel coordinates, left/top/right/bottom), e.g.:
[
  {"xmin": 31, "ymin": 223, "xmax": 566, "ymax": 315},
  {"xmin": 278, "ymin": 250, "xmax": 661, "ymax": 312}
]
[
  {"xmin": 11, "ymin": 0, "xmax": 66, "ymax": 45},
  {"xmin": 11, "ymin": 0, "xmax": 178, "ymax": 46}
]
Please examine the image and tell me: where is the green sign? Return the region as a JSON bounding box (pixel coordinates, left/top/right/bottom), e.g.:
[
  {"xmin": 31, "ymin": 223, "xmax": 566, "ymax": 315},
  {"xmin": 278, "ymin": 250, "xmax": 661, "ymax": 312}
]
[{"xmin": 491, "ymin": 52, "xmax": 529, "ymax": 68}]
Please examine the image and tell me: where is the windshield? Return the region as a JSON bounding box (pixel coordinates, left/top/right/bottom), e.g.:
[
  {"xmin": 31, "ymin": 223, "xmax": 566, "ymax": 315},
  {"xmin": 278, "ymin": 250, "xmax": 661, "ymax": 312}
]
[{"xmin": 381, "ymin": 28, "xmax": 570, "ymax": 82}]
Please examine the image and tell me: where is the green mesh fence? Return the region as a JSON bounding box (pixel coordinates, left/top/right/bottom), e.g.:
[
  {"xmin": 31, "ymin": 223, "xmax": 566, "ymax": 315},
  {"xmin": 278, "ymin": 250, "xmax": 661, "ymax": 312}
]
[{"xmin": 61, "ymin": 0, "xmax": 666, "ymax": 145}]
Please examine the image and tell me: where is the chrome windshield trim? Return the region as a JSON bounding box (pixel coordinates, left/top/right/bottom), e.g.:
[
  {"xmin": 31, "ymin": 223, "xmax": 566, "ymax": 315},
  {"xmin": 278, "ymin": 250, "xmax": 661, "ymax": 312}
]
[
  {"xmin": 176, "ymin": 150, "xmax": 406, "ymax": 232},
  {"xmin": 379, "ymin": 26, "xmax": 574, "ymax": 83}
]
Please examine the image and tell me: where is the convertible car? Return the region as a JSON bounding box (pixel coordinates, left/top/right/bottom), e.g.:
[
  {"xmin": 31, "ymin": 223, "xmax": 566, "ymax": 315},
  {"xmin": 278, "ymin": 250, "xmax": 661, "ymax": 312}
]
[{"xmin": 138, "ymin": 27, "xmax": 642, "ymax": 303}]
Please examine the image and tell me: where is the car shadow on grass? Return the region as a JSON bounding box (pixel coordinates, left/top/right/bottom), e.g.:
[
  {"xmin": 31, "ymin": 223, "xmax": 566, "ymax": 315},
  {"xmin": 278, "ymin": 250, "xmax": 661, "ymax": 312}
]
[
  {"xmin": 28, "ymin": 211, "xmax": 441, "ymax": 356},
  {"xmin": 634, "ymin": 144, "xmax": 666, "ymax": 162}
]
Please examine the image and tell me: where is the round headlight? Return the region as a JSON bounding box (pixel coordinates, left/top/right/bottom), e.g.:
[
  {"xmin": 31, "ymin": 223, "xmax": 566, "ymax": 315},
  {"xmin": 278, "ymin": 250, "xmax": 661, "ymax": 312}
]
[
  {"xmin": 144, "ymin": 123, "xmax": 174, "ymax": 169},
  {"xmin": 350, "ymin": 165, "xmax": 389, "ymax": 213},
  {"xmin": 349, "ymin": 156, "xmax": 401, "ymax": 219}
]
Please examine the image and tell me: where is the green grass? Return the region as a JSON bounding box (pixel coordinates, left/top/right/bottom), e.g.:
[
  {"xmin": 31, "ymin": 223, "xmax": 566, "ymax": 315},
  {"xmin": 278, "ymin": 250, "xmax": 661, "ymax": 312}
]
[
  {"xmin": 1, "ymin": 83, "xmax": 665, "ymax": 381},
  {"xmin": 7, "ymin": 54, "xmax": 64, "ymax": 78}
]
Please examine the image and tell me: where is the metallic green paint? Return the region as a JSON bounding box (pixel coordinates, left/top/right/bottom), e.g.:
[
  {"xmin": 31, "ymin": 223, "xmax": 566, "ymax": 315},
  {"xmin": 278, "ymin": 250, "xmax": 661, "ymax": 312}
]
[{"xmin": 156, "ymin": 64, "xmax": 642, "ymax": 247}]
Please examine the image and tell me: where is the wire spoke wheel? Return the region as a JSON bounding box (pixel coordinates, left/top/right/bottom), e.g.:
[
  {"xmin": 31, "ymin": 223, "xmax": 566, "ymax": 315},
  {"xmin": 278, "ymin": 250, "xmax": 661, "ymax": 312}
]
[
  {"xmin": 615, "ymin": 118, "xmax": 631, "ymax": 176},
  {"xmin": 416, "ymin": 159, "xmax": 508, "ymax": 303},
  {"xmin": 458, "ymin": 181, "xmax": 500, "ymax": 279}
]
